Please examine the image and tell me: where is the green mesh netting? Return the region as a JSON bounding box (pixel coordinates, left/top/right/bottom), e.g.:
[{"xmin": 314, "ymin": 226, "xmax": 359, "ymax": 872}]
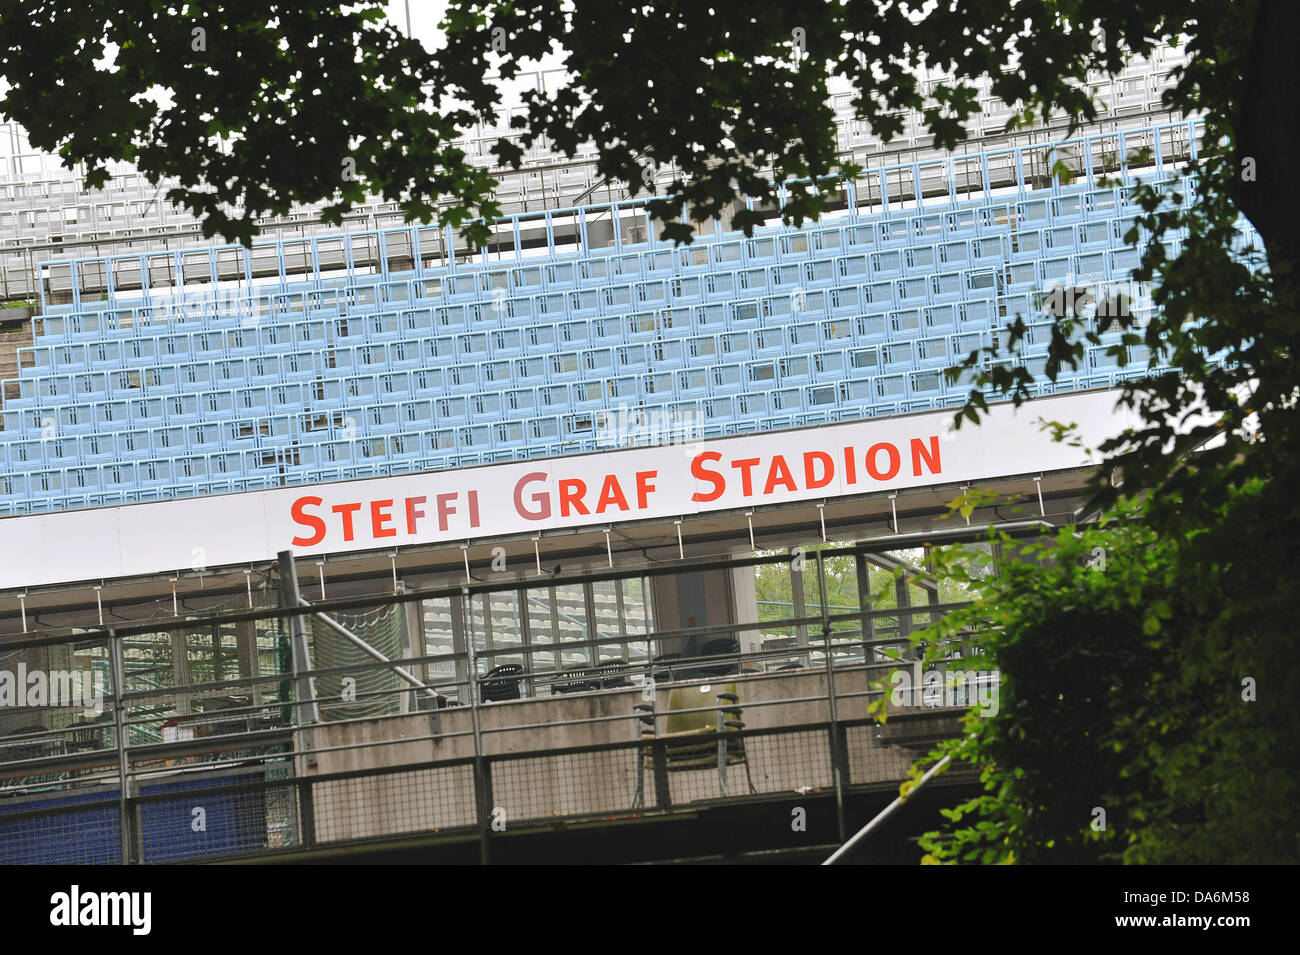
[{"xmin": 311, "ymin": 605, "xmax": 406, "ymax": 722}]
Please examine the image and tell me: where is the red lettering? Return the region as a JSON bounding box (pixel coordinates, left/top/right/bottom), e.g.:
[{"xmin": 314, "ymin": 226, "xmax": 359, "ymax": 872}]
[
  {"xmin": 843, "ymin": 446, "xmax": 857, "ymax": 484},
  {"xmin": 763, "ymin": 455, "xmax": 798, "ymax": 494},
  {"xmin": 332, "ymin": 502, "xmax": 362, "ymax": 542},
  {"xmin": 911, "ymin": 436, "xmax": 941, "ymax": 476},
  {"xmin": 690, "ymin": 452, "xmax": 725, "ymax": 503},
  {"xmin": 866, "ymin": 442, "xmax": 901, "ymax": 481},
  {"xmin": 405, "ymin": 496, "xmax": 427, "ymax": 534},
  {"xmin": 468, "ymin": 489, "xmax": 481, "ymax": 527},
  {"xmin": 595, "ymin": 474, "xmax": 629, "ymax": 513},
  {"xmin": 731, "ymin": 457, "xmax": 761, "ymax": 496},
  {"xmin": 635, "ymin": 470, "xmax": 657, "ymax": 508},
  {"xmin": 514, "ymin": 472, "xmax": 551, "ymax": 520},
  {"xmin": 436, "ymin": 492, "xmax": 457, "ymax": 531},
  {"xmin": 371, "ymin": 499, "xmax": 396, "ymax": 538},
  {"xmin": 805, "ymin": 451, "xmax": 834, "ymax": 490},
  {"xmin": 559, "ymin": 478, "xmax": 589, "ymax": 516},
  {"xmin": 290, "ymin": 496, "xmax": 326, "ymax": 547}
]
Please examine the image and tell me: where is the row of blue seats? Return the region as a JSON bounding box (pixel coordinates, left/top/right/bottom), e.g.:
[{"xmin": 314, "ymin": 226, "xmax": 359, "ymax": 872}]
[
  {"xmin": 37, "ymin": 165, "xmax": 1174, "ymax": 316},
  {"xmin": 35, "ymin": 220, "xmax": 1157, "ymax": 346},
  {"xmin": 13, "ymin": 265, "xmax": 1161, "ymax": 388},
  {"xmin": 4, "ymin": 305, "xmax": 1158, "ymax": 419},
  {"xmin": 38, "ymin": 140, "xmax": 1199, "ymax": 320},
  {"xmin": 0, "ymin": 369, "xmax": 1157, "ymax": 512},
  {"xmin": 0, "ymin": 351, "xmax": 1157, "ymax": 478},
  {"xmin": 23, "ymin": 249, "xmax": 1157, "ymax": 364},
  {"xmin": 3, "ymin": 350, "xmax": 1159, "ymax": 465}
]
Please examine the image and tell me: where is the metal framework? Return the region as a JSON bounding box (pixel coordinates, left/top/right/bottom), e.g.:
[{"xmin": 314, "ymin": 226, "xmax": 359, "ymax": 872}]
[{"xmin": 0, "ymin": 523, "xmax": 1026, "ymax": 863}]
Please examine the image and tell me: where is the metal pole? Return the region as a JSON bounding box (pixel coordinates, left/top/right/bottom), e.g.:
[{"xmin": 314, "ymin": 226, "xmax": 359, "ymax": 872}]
[
  {"xmin": 791, "ymin": 551, "xmax": 809, "ymax": 653},
  {"xmin": 109, "ymin": 628, "xmax": 132, "ymax": 864},
  {"xmin": 464, "ymin": 589, "xmax": 491, "ymax": 864},
  {"xmin": 301, "ymin": 599, "xmax": 443, "ymax": 707},
  {"xmin": 277, "ymin": 551, "xmax": 319, "ymax": 767},
  {"xmin": 817, "ymin": 554, "xmax": 845, "ymax": 842},
  {"xmin": 822, "ymin": 754, "xmax": 953, "ymax": 865}
]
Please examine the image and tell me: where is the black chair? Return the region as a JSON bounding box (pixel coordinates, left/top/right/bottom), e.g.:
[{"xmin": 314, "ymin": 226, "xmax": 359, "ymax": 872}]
[
  {"xmin": 552, "ymin": 666, "xmax": 601, "ymax": 694},
  {"xmin": 632, "ymin": 683, "xmax": 758, "ymax": 807},
  {"xmin": 195, "ymin": 696, "xmax": 253, "ymax": 735},
  {"xmin": 696, "ymin": 638, "xmax": 741, "ymax": 677},
  {"xmin": 479, "ymin": 664, "xmax": 525, "ymax": 702},
  {"xmin": 66, "ymin": 714, "xmax": 113, "ymax": 752},
  {"xmin": 651, "ymin": 653, "xmax": 684, "ymax": 683},
  {"xmin": 2, "ymin": 724, "xmax": 53, "ymax": 762},
  {"xmin": 420, "ymin": 693, "xmax": 466, "ymax": 709},
  {"xmin": 595, "ymin": 661, "xmax": 631, "ymax": 688}
]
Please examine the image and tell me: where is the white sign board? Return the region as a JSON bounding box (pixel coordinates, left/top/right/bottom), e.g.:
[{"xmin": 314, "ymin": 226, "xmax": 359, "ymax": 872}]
[{"xmin": 0, "ymin": 389, "xmax": 1137, "ymax": 590}]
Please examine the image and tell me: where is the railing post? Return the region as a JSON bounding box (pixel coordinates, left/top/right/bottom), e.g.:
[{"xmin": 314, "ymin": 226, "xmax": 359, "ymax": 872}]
[
  {"xmin": 476, "ymin": 757, "xmax": 494, "ymax": 865},
  {"xmin": 652, "ymin": 738, "xmax": 673, "ymax": 811},
  {"xmin": 831, "ymin": 722, "xmax": 851, "ymax": 839},
  {"xmin": 277, "ymin": 550, "xmax": 318, "ymax": 769},
  {"xmin": 299, "ymin": 777, "xmax": 316, "ymax": 849},
  {"xmin": 109, "ymin": 627, "xmax": 134, "ymax": 864},
  {"xmin": 465, "ymin": 589, "xmax": 492, "ymax": 864},
  {"xmin": 817, "ymin": 555, "xmax": 847, "ymax": 843}
]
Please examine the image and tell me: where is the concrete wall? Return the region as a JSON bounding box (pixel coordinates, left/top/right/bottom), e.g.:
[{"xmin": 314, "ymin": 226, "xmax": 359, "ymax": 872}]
[{"xmin": 300, "ymin": 667, "xmax": 921, "ymax": 842}]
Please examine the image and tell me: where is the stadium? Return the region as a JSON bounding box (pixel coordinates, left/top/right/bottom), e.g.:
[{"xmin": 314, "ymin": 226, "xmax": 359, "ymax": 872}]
[{"xmin": 0, "ymin": 29, "xmax": 1232, "ymax": 865}]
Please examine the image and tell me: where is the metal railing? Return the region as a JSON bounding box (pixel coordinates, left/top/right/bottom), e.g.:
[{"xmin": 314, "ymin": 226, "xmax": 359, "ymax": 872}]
[{"xmin": 0, "ymin": 530, "xmax": 1019, "ymax": 862}]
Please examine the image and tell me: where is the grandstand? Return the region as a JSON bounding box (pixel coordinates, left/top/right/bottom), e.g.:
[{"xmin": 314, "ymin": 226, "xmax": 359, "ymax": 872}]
[
  {"xmin": 0, "ymin": 50, "xmax": 1194, "ymax": 518},
  {"xmin": 0, "ymin": 44, "xmax": 1223, "ymax": 863},
  {"xmin": 2, "ymin": 113, "xmax": 1190, "ymax": 516}
]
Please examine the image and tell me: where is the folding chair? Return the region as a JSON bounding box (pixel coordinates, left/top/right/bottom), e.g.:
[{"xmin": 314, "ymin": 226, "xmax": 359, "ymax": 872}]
[{"xmin": 632, "ymin": 682, "xmax": 757, "ymax": 808}]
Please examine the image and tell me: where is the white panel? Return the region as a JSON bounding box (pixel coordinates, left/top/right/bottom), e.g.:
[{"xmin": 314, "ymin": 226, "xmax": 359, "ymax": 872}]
[
  {"xmin": 38, "ymin": 507, "xmax": 125, "ymax": 583},
  {"xmin": 0, "ymin": 390, "xmax": 1138, "ymax": 590}
]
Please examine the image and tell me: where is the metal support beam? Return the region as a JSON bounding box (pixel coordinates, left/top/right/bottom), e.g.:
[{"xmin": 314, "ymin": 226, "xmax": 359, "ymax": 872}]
[
  {"xmin": 300, "ymin": 597, "xmax": 444, "ymax": 713},
  {"xmin": 109, "ymin": 628, "xmax": 132, "ymax": 864},
  {"xmin": 463, "ymin": 591, "xmax": 491, "ymax": 864},
  {"xmin": 277, "ymin": 551, "xmax": 319, "ymax": 768},
  {"xmin": 817, "ymin": 555, "xmax": 846, "ymax": 843},
  {"xmin": 822, "ymin": 753, "xmax": 953, "ymax": 865},
  {"xmin": 790, "ymin": 552, "xmax": 809, "ymax": 649}
]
